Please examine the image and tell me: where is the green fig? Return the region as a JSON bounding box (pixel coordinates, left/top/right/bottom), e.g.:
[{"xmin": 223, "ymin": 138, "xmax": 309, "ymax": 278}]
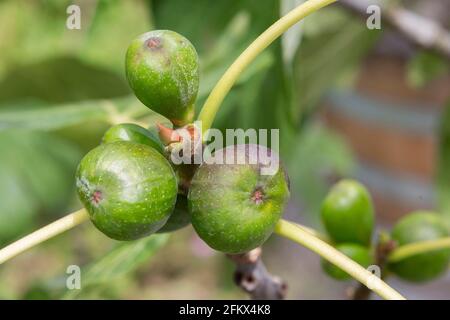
[
  {"xmin": 157, "ymin": 195, "xmax": 191, "ymax": 233},
  {"xmin": 321, "ymin": 180, "xmax": 374, "ymax": 246},
  {"xmin": 322, "ymin": 243, "xmax": 373, "ymax": 280},
  {"xmin": 76, "ymin": 141, "xmax": 178, "ymax": 240},
  {"xmin": 125, "ymin": 30, "xmax": 199, "ymax": 126},
  {"xmin": 188, "ymin": 144, "xmax": 290, "ymax": 254},
  {"xmin": 388, "ymin": 211, "xmax": 450, "ymax": 282}
]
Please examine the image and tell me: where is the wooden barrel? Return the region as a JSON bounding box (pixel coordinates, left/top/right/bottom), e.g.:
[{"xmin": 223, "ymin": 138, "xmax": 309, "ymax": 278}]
[{"xmin": 321, "ymin": 54, "xmax": 450, "ymax": 222}]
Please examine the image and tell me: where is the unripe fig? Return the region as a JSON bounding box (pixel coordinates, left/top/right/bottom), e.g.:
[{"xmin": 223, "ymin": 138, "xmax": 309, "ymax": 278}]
[
  {"xmin": 188, "ymin": 144, "xmax": 290, "ymax": 254},
  {"xmin": 125, "ymin": 30, "xmax": 199, "ymax": 126},
  {"xmin": 76, "ymin": 141, "xmax": 178, "ymax": 240},
  {"xmin": 388, "ymin": 211, "xmax": 450, "ymax": 282},
  {"xmin": 157, "ymin": 195, "xmax": 190, "ymax": 233},
  {"xmin": 102, "ymin": 123, "xmax": 164, "ymax": 154},
  {"xmin": 321, "ymin": 180, "xmax": 374, "ymax": 246},
  {"xmin": 322, "ymin": 243, "xmax": 373, "ymax": 280}
]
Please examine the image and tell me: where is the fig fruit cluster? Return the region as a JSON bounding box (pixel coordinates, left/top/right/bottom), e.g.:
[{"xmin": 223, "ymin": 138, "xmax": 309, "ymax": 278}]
[
  {"xmin": 76, "ymin": 29, "xmax": 450, "ymax": 284},
  {"xmin": 76, "ymin": 30, "xmax": 290, "ymax": 253},
  {"xmin": 320, "ymin": 180, "xmax": 450, "ymax": 283},
  {"xmin": 320, "ymin": 180, "xmax": 374, "ymax": 280}
]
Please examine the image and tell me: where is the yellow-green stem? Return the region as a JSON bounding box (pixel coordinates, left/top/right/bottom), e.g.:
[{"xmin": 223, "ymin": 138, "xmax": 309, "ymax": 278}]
[
  {"xmin": 274, "ymin": 219, "xmax": 406, "ymax": 300},
  {"xmin": 197, "ymin": 0, "xmax": 337, "ymax": 136},
  {"xmin": 0, "ymin": 209, "xmax": 89, "ymax": 265},
  {"xmin": 388, "ymin": 237, "xmax": 450, "ymax": 263}
]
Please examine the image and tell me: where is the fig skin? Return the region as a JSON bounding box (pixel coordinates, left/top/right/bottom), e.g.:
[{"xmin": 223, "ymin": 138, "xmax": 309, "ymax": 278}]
[
  {"xmin": 125, "ymin": 30, "xmax": 199, "ymax": 126},
  {"xmin": 388, "ymin": 211, "xmax": 450, "ymax": 282},
  {"xmin": 321, "ymin": 179, "xmax": 374, "ymax": 246},
  {"xmin": 76, "ymin": 141, "xmax": 178, "ymax": 240},
  {"xmin": 102, "ymin": 123, "xmax": 164, "ymax": 154},
  {"xmin": 157, "ymin": 195, "xmax": 190, "ymax": 233},
  {"xmin": 322, "ymin": 243, "xmax": 373, "ymax": 280},
  {"xmin": 188, "ymin": 144, "xmax": 290, "ymax": 254}
]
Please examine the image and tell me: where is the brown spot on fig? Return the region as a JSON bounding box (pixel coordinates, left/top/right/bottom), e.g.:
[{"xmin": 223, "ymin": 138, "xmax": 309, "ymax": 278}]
[
  {"xmin": 146, "ymin": 37, "xmax": 162, "ymax": 50},
  {"xmin": 91, "ymin": 190, "xmax": 103, "ymax": 205},
  {"xmin": 251, "ymin": 188, "xmax": 265, "ymax": 205}
]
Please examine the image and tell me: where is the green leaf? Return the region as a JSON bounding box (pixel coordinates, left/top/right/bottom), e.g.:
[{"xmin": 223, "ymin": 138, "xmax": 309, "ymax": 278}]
[
  {"xmin": 293, "ymin": 8, "xmax": 380, "ymax": 122},
  {"xmin": 437, "ymin": 100, "xmax": 450, "ymax": 224},
  {"xmin": 63, "ymin": 234, "xmax": 170, "ymax": 299},
  {"xmin": 284, "ymin": 123, "xmax": 356, "ymax": 221},
  {"xmin": 0, "ymin": 130, "xmax": 81, "ymax": 243},
  {"xmin": 407, "ymin": 51, "xmax": 449, "ymax": 88},
  {"xmin": 0, "ymin": 96, "xmax": 159, "ymax": 132},
  {"xmin": 80, "ymin": 0, "xmax": 153, "ymax": 73},
  {"xmin": 0, "ymin": 0, "xmax": 152, "ymax": 78},
  {"xmin": 0, "ymin": 57, "xmax": 130, "ymax": 105},
  {"xmin": 280, "ymin": 0, "xmax": 304, "ymax": 67}
]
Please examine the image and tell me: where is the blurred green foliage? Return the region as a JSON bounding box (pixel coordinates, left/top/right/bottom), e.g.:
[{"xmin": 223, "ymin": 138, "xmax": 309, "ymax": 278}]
[
  {"xmin": 407, "ymin": 51, "xmax": 450, "ymax": 88},
  {"xmin": 64, "ymin": 234, "xmax": 169, "ymax": 299},
  {"xmin": 438, "ymin": 100, "xmax": 450, "ymax": 226}
]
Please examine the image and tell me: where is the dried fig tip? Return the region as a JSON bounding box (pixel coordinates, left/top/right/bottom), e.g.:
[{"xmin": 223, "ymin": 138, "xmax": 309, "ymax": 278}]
[
  {"xmin": 146, "ymin": 37, "xmax": 162, "ymax": 50},
  {"xmin": 251, "ymin": 188, "xmax": 265, "ymax": 204},
  {"xmin": 157, "ymin": 123, "xmax": 180, "ymax": 145},
  {"xmin": 91, "ymin": 190, "xmax": 103, "ymax": 205}
]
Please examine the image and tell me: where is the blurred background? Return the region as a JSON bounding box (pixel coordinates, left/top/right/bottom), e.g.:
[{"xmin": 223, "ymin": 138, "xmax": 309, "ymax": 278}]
[{"xmin": 0, "ymin": 0, "xmax": 449, "ymax": 299}]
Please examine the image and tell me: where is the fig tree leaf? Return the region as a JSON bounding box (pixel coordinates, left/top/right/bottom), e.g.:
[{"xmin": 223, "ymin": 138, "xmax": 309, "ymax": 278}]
[
  {"xmin": 80, "ymin": 0, "xmax": 153, "ymax": 73},
  {"xmin": 0, "ymin": 0, "xmax": 152, "ymax": 78},
  {"xmin": 437, "ymin": 100, "xmax": 450, "ymax": 224},
  {"xmin": 0, "ymin": 57, "xmax": 130, "ymax": 105},
  {"xmin": 284, "ymin": 123, "xmax": 356, "ymax": 222},
  {"xmin": 0, "ymin": 130, "xmax": 81, "ymax": 244},
  {"xmin": 293, "ymin": 8, "xmax": 380, "ymax": 122},
  {"xmin": 63, "ymin": 234, "xmax": 170, "ymax": 299},
  {"xmin": 0, "ymin": 96, "xmax": 161, "ymax": 132},
  {"xmin": 407, "ymin": 51, "xmax": 449, "ymax": 88},
  {"xmin": 281, "ymin": 0, "xmax": 304, "ymax": 67}
]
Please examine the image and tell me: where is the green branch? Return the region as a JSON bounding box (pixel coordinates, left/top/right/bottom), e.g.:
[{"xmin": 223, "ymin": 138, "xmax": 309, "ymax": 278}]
[
  {"xmin": 0, "ymin": 209, "xmax": 89, "ymax": 265},
  {"xmin": 388, "ymin": 237, "xmax": 450, "ymax": 263},
  {"xmin": 274, "ymin": 219, "xmax": 406, "ymax": 300}
]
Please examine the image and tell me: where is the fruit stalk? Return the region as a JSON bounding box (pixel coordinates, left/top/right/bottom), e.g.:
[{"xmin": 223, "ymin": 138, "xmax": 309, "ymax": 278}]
[
  {"xmin": 197, "ymin": 0, "xmax": 338, "ymax": 135},
  {"xmin": 227, "ymin": 247, "xmax": 287, "ymax": 299},
  {"xmin": 0, "ymin": 209, "xmax": 88, "ymax": 265},
  {"xmin": 388, "ymin": 237, "xmax": 450, "ymax": 263},
  {"xmin": 274, "ymin": 219, "xmax": 406, "ymax": 300}
]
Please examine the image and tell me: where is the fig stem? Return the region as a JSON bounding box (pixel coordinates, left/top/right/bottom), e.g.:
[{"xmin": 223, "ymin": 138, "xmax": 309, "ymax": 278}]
[
  {"xmin": 197, "ymin": 0, "xmax": 337, "ymax": 136},
  {"xmin": 0, "ymin": 209, "xmax": 89, "ymax": 265},
  {"xmin": 387, "ymin": 237, "xmax": 450, "ymax": 263},
  {"xmin": 274, "ymin": 219, "xmax": 406, "ymax": 300}
]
